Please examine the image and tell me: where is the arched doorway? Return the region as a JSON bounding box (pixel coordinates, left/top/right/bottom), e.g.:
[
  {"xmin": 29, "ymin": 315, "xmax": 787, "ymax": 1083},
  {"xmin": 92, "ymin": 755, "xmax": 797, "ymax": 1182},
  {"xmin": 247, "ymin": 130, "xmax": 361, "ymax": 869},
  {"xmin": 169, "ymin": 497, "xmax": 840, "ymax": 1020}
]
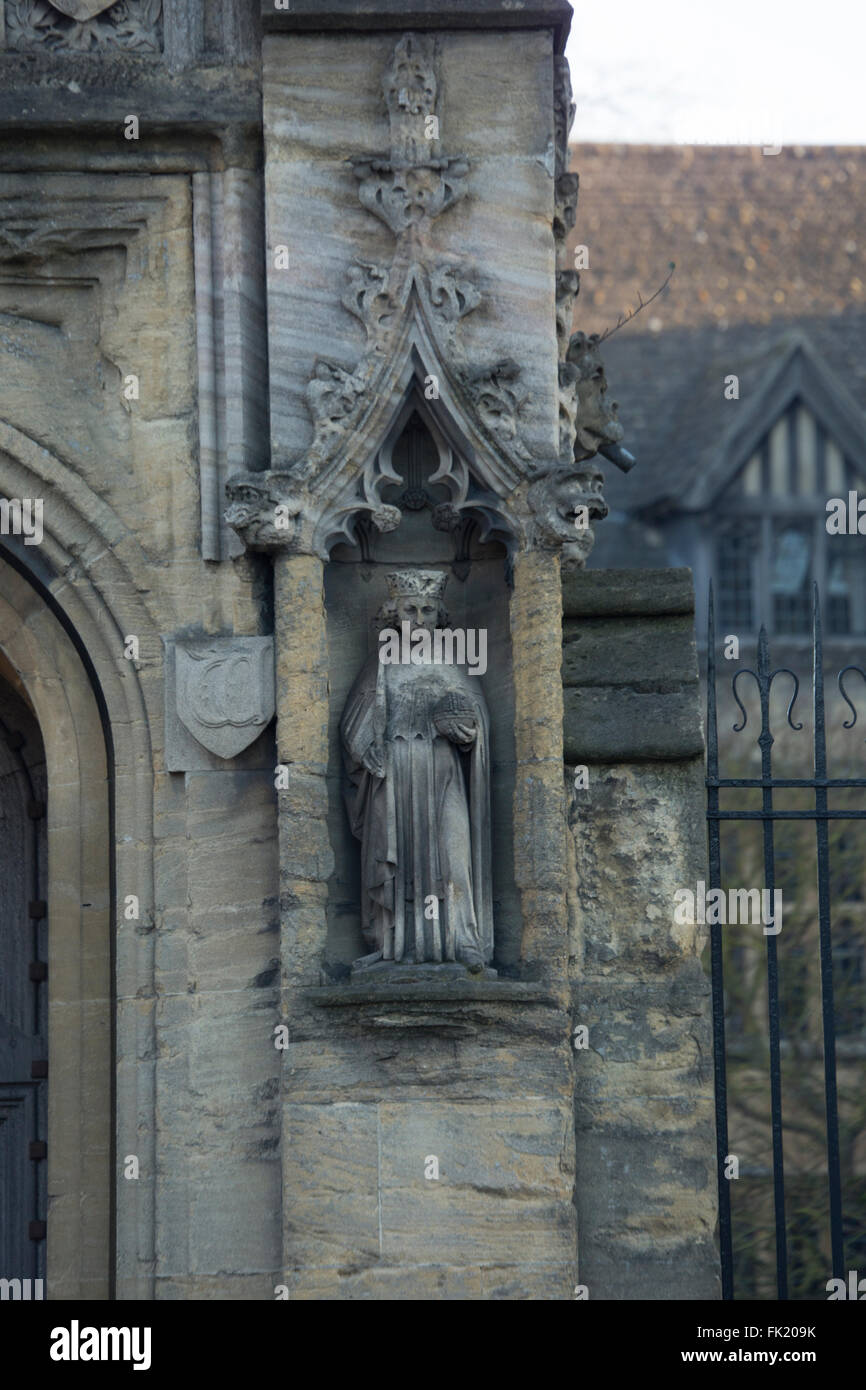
[
  {"xmin": 0, "ymin": 550, "xmax": 112, "ymax": 1298},
  {"xmin": 0, "ymin": 653, "xmax": 48, "ymax": 1284},
  {"xmin": 1, "ymin": 421, "xmax": 161, "ymax": 1301}
]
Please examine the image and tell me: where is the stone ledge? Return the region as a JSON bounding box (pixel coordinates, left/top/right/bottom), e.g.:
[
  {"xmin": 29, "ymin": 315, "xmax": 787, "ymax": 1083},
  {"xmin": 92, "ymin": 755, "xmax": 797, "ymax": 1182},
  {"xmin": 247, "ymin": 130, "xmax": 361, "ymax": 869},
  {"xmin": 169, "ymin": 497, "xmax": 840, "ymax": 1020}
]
[
  {"xmin": 0, "ymin": 68, "xmax": 262, "ymax": 135},
  {"xmin": 563, "ymin": 567, "xmax": 695, "ymax": 619},
  {"xmin": 305, "ymin": 980, "xmax": 553, "ymax": 1008},
  {"xmin": 262, "ymin": 0, "xmax": 573, "ymax": 50}
]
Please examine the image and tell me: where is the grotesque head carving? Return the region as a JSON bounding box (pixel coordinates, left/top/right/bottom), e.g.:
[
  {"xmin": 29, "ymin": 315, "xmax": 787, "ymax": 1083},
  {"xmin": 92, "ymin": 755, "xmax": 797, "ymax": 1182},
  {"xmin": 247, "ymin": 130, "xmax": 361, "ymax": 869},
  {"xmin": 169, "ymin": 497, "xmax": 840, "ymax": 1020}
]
[
  {"xmin": 566, "ymin": 331, "xmax": 625, "ymax": 463},
  {"xmin": 553, "ymin": 173, "xmax": 580, "ymax": 243},
  {"xmin": 527, "ymin": 456, "xmax": 609, "ymax": 568},
  {"xmin": 224, "ymin": 475, "xmax": 303, "ymax": 552}
]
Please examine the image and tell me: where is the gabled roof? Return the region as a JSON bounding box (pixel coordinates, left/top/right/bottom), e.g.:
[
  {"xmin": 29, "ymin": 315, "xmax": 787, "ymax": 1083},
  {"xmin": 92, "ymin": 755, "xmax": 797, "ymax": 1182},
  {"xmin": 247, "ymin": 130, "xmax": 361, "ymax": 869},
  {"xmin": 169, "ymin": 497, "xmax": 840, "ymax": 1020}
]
[
  {"xmin": 591, "ymin": 312, "xmax": 866, "ymax": 516},
  {"xmin": 687, "ymin": 333, "xmax": 866, "ymax": 510}
]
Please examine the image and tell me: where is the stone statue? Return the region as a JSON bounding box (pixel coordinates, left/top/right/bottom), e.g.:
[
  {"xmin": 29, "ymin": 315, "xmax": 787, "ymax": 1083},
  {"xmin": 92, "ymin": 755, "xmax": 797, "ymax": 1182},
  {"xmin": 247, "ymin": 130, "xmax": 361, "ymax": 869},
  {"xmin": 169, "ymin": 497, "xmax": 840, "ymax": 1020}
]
[{"xmin": 340, "ymin": 569, "xmax": 493, "ymax": 971}]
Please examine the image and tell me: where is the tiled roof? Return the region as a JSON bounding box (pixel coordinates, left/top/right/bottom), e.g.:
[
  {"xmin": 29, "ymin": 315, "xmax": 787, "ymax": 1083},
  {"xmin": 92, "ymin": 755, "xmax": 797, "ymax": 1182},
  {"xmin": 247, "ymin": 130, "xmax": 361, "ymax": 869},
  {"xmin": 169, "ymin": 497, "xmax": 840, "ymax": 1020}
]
[{"xmin": 565, "ymin": 145, "xmax": 866, "ymax": 515}]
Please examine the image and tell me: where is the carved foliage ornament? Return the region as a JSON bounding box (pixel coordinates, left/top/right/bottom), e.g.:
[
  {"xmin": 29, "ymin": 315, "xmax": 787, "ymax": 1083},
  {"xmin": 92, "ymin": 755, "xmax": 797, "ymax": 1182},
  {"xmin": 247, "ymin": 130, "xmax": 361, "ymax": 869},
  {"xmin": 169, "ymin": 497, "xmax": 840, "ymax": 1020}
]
[
  {"xmin": 5, "ymin": 0, "xmax": 162, "ymax": 52},
  {"xmin": 227, "ymin": 34, "xmax": 541, "ymax": 558},
  {"xmin": 349, "ymin": 33, "xmax": 470, "ymax": 239},
  {"xmin": 226, "ymin": 38, "xmax": 620, "ymax": 567},
  {"xmin": 303, "ymin": 258, "xmax": 482, "ymax": 481}
]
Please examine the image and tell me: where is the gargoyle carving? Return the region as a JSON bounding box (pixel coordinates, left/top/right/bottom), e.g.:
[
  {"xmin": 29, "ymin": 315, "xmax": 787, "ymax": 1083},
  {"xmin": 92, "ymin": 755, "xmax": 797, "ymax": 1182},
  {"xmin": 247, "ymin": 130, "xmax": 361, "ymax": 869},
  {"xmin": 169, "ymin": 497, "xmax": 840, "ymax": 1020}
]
[
  {"xmin": 566, "ymin": 331, "xmax": 627, "ymax": 463},
  {"xmin": 225, "ymin": 462, "xmax": 403, "ymax": 559},
  {"xmin": 223, "ymin": 475, "xmax": 305, "ymax": 553},
  {"xmin": 528, "ymin": 458, "xmax": 609, "ymax": 565}
]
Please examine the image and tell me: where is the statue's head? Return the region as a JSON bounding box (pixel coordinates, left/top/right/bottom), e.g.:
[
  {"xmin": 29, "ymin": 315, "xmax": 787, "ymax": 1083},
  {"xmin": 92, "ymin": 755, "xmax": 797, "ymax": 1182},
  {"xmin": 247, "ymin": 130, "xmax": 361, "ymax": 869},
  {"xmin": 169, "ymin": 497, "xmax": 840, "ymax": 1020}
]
[{"xmin": 381, "ymin": 569, "xmax": 448, "ymax": 633}]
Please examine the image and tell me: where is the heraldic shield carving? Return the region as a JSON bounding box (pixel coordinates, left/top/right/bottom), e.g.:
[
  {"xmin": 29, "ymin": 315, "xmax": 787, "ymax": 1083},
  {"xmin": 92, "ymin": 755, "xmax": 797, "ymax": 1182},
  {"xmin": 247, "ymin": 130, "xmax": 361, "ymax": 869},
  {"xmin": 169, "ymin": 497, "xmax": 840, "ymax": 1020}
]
[
  {"xmin": 175, "ymin": 637, "xmax": 275, "ymax": 759},
  {"xmin": 49, "ymin": 0, "xmax": 119, "ymax": 18}
]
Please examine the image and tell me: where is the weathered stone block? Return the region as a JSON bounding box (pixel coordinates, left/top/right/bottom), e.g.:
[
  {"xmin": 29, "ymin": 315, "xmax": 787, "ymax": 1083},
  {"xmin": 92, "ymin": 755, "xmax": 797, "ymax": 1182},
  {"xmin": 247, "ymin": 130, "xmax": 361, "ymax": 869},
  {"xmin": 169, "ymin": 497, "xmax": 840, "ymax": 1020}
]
[
  {"xmin": 378, "ymin": 1100, "xmax": 575, "ymax": 1271},
  {"xmin": 564, "ymin": 687, "xmax": 704, "ymax": 761},
  {"xmin": 283, "ymin": 1103, "xmax": 380, "ymax": 1266},
  {"xmin": 568, "ymin": 749, "xmax": 719, "ymax": 1299},
  {"xmin": 563, "ymin": 566, "xmax": 696, "ymax": 619},
  {"xmin": 562, "ymin": 614, "xmax": 699, "ymax": 689}
]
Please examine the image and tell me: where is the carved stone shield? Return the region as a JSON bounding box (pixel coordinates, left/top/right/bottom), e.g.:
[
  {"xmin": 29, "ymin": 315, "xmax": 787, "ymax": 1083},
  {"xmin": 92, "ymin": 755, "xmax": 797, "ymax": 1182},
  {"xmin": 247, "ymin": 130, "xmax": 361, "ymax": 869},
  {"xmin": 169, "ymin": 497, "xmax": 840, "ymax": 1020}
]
[
  {"xmin": 49, "ymin": 0, "xmax": 119, "ymax": 20},
  {"xmin": 175, "ymin": 638, "xmax": 274, "ymax": 759}
]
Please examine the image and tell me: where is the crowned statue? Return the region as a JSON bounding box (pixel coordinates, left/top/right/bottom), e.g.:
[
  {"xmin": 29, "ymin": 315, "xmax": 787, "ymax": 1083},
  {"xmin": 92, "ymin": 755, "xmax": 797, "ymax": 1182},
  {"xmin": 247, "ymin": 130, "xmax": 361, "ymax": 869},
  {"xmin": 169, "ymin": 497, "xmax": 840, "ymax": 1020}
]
[{"xmin": 340, "ymin": 569, "xmax": 494, "ymax": 971}]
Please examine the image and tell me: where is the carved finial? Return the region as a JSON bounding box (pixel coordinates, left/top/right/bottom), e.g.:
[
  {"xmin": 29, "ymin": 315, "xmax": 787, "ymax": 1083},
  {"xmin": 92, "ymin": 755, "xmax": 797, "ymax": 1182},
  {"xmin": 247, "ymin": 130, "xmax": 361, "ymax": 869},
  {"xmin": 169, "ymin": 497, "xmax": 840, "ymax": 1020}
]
[
  {"xmin": 350, "ymin": 33, "xmax": 468, "ymax": 238},
  {"xmin": 384, "ymin": 33, "xmax": 439, "ymax": 165},
  {"xmin": 553, "ymin": 57, "xmax": 576, "ymax": 180}
]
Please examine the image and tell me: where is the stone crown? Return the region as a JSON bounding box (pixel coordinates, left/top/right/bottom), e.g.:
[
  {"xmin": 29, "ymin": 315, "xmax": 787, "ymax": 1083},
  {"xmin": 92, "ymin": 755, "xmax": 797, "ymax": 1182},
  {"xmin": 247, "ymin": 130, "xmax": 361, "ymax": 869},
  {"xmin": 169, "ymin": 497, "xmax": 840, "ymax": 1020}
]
[{"xmin": 386, "ymin": 569, "xmax": 448, "ymax": 599}]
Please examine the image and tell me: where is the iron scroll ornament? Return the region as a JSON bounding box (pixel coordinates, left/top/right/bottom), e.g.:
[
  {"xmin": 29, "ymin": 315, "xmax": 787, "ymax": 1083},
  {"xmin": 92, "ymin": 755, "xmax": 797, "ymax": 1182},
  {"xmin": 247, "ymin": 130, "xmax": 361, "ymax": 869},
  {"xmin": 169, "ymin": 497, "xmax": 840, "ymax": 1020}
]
[
  {"xmin": 730, "ymin": 628, "xmax": 803, "ymax": 737},
  {"xmin": 838, "ymin": 665, "xmax": 866, "ymax": 735}
]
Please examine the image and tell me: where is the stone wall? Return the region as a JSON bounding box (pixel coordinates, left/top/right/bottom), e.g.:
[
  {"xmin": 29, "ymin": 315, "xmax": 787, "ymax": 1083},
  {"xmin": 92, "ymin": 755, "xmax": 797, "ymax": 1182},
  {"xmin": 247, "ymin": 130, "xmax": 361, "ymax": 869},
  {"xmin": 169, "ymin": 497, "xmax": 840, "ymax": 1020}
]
[
  {"xmin": 0, "ymin": 0, "xmax": 722, "ymax": 1302},
  {"xmin": 564, "ymin": 567, "xmax": 721, "ymax": 1299}
]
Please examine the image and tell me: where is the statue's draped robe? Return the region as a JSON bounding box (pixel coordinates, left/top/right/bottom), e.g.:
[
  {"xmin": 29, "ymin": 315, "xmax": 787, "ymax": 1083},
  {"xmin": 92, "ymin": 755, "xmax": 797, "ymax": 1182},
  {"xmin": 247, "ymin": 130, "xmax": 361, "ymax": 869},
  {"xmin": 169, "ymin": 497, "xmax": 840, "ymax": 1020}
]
[{"xmin": 341, "ymin": 650, "xmax": 493, "ymax": 963}]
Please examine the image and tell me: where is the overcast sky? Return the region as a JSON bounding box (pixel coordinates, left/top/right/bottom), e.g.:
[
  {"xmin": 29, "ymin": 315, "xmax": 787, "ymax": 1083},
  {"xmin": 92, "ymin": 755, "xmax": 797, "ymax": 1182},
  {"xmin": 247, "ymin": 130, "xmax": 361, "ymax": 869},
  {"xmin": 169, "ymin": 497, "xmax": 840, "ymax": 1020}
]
[{"xmin": 565, "ymin": 0, "xmax": 866, "ymax": 145}]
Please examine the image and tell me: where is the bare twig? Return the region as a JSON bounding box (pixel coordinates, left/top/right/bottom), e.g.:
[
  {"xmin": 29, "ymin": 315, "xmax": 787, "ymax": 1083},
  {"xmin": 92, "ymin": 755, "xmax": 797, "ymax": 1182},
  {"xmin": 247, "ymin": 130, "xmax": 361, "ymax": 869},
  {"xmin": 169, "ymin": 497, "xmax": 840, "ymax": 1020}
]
[{"xmin": 596, "ymin": 261, "xmax": 676, "ymax": 344}]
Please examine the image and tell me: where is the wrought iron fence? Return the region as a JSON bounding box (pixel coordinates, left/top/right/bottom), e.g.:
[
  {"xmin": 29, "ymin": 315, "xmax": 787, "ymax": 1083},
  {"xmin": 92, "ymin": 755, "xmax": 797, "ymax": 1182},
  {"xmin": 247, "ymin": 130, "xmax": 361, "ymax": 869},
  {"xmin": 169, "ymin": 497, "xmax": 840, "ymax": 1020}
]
[{"xmin": 706, "ymin": 582, "xmax": 866, "ymax": 1299}]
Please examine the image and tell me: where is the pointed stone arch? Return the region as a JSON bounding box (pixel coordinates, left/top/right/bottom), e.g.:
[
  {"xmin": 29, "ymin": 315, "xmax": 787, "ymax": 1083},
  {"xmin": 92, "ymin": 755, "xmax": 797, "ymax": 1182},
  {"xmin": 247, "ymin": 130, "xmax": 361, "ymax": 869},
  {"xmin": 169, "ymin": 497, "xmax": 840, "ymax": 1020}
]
[
  {"xmin": 0, "ymin": 421, "xmax": 160, "ymax": 1299},
  {"xmin": 312, "ymin": 343, "xmax": 525, "ymax": 560}
]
